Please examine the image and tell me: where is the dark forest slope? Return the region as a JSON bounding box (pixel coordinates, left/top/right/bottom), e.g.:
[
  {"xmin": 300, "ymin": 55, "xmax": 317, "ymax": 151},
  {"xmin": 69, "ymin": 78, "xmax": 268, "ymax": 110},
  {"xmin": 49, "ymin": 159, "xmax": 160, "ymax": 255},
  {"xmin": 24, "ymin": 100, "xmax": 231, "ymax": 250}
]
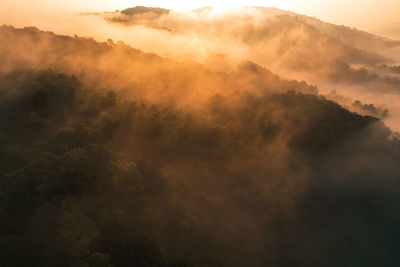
[{"xmin": 1, "ymin": 26, "xmax": 400, "ymax": 267}]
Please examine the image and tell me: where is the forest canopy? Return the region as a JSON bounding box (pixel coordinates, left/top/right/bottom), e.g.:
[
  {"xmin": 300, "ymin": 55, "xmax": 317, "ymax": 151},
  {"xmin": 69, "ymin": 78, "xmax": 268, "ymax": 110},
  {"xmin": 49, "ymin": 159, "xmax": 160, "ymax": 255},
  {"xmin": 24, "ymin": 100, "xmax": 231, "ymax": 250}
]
[{"xmin": 1, "ymin": 26, "xmax": 400, "ymax": 267}]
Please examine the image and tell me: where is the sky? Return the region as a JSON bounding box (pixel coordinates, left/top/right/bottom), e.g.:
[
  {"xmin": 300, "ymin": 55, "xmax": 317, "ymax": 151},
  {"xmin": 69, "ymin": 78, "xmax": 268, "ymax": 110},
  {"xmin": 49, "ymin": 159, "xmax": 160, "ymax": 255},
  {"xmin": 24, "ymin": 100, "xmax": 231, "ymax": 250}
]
[
  {"xmin": 1, "ymin": 0, "xmax": 400, "ymax": 38},
  {"xmin": 106, "ymin": 0, "xmax": 400, "ymax": 27}
]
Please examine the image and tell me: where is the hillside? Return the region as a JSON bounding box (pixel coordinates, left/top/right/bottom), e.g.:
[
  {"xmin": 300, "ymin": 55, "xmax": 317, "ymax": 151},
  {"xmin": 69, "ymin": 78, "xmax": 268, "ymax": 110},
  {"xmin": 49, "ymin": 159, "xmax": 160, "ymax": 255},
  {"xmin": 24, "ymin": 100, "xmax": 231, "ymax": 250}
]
[
  {"xmin": 88, "ymin": 6, "xmax": 400, "ymax": 131},
  {"xmin": 95, "ymin": 6, "xmax": 400, "ymax": 86},
  {"xmin": 1, "ymin": 25, "xmax": 400, "ymax": 266},
  {"xmin": 0, "ymin": 25, "xmax": 318, "ymax": 107}
]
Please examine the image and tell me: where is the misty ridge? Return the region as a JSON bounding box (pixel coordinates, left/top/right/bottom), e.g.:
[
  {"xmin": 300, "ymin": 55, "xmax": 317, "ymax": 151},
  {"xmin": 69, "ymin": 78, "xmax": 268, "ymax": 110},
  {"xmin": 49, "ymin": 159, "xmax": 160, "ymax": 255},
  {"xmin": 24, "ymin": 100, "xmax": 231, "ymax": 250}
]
[
  {"xmin": 1, "ymin": 5, "xmax": 400, "ymax": 267},
  {"xmin": 94, "ymin": 6, "xmax": 400, "ymax": 83},
  {"xmin": 85, "ymin": 6, "xmax": 400, "ymax": 129}
]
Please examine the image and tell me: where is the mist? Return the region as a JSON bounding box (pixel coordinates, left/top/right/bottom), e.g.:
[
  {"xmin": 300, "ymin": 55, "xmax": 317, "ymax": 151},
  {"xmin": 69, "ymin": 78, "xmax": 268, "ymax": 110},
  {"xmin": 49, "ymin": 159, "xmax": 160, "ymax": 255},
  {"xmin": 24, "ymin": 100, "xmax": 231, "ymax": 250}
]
[
  {"xmin": 5, "ymin": 5, "xmax": 397, "ymax": 130},
  {"xmin": 1, "ymin": 2, "xmax": 400, "ymax": 267}
]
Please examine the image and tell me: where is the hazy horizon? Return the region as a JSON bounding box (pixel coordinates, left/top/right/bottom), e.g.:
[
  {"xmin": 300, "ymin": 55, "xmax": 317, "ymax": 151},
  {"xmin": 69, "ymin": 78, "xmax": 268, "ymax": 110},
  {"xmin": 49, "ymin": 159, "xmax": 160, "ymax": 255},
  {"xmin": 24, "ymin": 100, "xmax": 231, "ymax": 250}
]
[{"xmin": 1, "ymin": 0, "xmax": 400, "ymax": 40}]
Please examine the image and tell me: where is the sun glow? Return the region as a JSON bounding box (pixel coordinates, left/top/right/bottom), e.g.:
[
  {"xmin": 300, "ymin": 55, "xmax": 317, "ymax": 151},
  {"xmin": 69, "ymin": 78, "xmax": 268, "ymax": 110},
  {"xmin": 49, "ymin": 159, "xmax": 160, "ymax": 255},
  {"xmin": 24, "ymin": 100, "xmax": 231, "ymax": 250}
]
[
  {"xmin": 1, "ymin": 0, "xmax": 400, "ymax": 33},
  {"xmin": 95, "ymin": 0, "xmax": 294, "ymax": 12}
]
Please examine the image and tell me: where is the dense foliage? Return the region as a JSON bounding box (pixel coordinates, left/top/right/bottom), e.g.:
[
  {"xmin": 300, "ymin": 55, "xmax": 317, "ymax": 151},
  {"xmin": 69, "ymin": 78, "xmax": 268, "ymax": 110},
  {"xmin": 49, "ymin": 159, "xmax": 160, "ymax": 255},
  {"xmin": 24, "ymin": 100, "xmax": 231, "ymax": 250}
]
[{"xmin": 1, "ymin": 69, "xmax": 400, "ymax": 267}]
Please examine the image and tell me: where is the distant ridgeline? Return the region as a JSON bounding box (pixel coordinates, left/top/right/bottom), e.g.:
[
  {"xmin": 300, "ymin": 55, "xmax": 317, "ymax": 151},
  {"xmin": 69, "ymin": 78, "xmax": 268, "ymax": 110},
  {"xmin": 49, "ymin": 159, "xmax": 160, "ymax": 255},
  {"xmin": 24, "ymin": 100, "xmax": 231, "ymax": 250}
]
[
  {"xmin": 94, "ymin": 6, "xmax": 400, "ymax": 94},
  {"xmin": 121, "ymin": 6, "xmax": 170, "ymax": 16},
  {"xmin": 1, "ymin": 25, "xmax": 400, "ymax": 267}
]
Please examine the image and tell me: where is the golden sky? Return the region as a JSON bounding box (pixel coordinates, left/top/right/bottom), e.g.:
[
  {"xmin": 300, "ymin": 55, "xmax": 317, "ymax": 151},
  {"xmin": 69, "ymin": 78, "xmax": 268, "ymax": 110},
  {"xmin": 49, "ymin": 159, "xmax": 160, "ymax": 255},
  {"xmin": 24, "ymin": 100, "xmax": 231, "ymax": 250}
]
[{"xmin": 1, "ymin": 0, "xmax": 400, "ymax": 37}]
